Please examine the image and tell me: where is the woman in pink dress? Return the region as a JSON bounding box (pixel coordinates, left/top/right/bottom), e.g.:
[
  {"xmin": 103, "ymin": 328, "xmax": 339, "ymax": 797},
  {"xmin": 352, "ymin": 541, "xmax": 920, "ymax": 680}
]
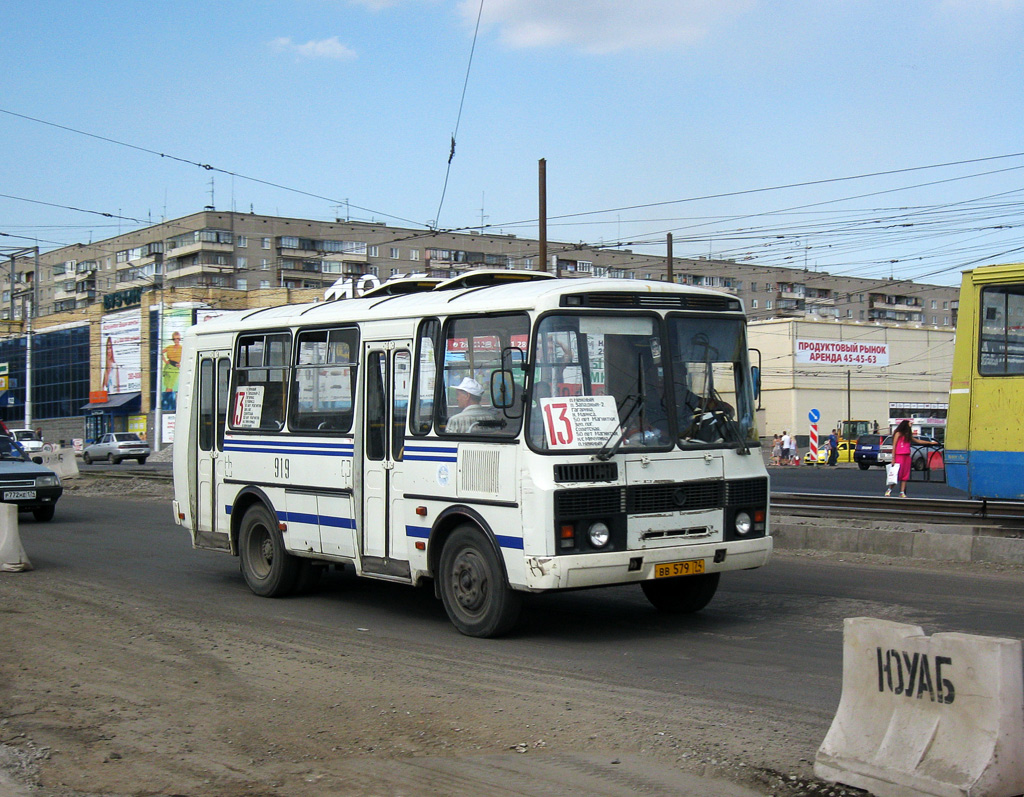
[{"xmin": 886, "ymin": 419, "xmax": 931, "ymax": 498}]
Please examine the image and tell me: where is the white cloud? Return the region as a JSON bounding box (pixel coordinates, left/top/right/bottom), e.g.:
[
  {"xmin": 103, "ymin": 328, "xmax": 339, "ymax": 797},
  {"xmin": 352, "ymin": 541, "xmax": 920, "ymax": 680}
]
[
  {"xmin": 461, "ymin": 0, "xmax": 754, "ymax": 54},
  {"xmin": 269, "ymin": 36, "xmax": 358, "ymax": 60}
]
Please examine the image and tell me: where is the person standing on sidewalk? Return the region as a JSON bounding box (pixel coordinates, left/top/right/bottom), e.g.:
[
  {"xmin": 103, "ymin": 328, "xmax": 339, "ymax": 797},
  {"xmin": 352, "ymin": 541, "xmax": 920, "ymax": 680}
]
[{"xmin": 780, "ymin": 431, "xmax": 791, "ymax": 466}]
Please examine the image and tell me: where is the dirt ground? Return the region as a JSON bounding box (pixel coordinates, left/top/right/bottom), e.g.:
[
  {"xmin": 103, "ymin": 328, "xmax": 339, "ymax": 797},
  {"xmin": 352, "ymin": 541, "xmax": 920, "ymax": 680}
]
[{"xmin": 0, "ymin": 476, "xmax": 865, "ymax": 797}]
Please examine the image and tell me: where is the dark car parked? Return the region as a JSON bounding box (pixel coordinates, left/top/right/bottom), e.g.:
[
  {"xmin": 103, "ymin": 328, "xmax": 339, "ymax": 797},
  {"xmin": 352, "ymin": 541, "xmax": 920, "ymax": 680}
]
[
  {"xmin": 853, "ymin": 433, "xmax": 886, "ymax": 470},
  {"xmin": 0, "ymin": 435, "xmax": 62, "ymax": 521}
]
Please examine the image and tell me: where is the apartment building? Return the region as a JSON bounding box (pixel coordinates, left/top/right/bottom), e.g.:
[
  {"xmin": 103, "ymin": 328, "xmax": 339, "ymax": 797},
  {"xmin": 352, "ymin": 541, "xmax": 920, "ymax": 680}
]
[{"xmin": 0, "ymin": 210, "xmax": 961, "ymax": 443}]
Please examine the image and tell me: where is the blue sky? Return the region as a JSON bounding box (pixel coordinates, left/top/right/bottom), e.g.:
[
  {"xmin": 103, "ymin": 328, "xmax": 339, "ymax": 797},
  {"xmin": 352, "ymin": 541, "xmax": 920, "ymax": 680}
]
[{"xmin": 3, "ymin": 0, "xmax": 1024, "ymax": 285}]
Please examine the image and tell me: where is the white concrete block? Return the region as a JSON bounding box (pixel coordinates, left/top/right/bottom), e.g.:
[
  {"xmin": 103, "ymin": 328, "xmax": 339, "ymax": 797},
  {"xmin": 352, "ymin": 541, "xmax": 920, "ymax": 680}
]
[
  {"xmin": 0, "ymin": 503, "xmax": 32, "ymax": 572},
  {"xmin": 815, "ymin": 617, "xmax": 1024, "ymax": 797}
]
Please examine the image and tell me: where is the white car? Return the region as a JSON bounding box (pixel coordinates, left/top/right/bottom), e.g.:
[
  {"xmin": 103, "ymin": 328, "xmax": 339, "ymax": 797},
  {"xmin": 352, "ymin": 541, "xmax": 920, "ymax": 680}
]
[
  {"xmin": 9, "ymin": 429, "xmax": 44, "ymax": 454},
  {"xmin": 82, "ymin": 432, "xmax": 151, "ymax": 465}
]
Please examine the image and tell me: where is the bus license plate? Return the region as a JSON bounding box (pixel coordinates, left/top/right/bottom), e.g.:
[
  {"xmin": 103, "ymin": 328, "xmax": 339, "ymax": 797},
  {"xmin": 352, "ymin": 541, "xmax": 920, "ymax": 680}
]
[
  {"xmin": 3, "ymin": 490, "xmax": 35, "ymax": 501},
  {"xmin": 654, "ymin": 559, "xmax": 705, "ymax": 578}
]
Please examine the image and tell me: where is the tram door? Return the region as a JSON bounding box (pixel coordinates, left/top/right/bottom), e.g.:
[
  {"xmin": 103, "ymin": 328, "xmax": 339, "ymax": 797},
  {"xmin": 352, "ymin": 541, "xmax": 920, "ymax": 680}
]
[
  {"xmin": 195, "ymin": 352, "xmax": 231, "ymax": 535},
  {"xmin": 361, "ymin": 341, "xmax": 412, "ymax": 566}
]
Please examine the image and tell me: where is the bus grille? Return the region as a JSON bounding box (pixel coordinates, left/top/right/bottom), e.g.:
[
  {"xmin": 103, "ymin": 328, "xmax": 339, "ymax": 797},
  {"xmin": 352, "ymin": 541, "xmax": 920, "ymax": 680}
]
[
  {"xmin": 627, "ymin": 481, "xmax": 724, "ymax": 513},
  {"xmin": 555, "ymin": 487, "xmax": 623, "ymax": 517},
  {"xmin": 725, "ymin": 477, "xmax": 769, "ymax": 505},
  {"xmin": 555, "ymin": 477, "xmax": 767, "ymax": 518},
  {"xmin": 553, "ymin": 462, "xmax": 618, "ymax": 483}
]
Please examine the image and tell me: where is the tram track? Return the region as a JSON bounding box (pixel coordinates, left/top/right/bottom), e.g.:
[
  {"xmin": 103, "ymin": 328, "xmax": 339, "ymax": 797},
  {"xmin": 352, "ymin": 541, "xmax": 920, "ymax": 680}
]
[{"xmin": 772, "ymin": 492, "xmax": 1024, "ymax": 530}]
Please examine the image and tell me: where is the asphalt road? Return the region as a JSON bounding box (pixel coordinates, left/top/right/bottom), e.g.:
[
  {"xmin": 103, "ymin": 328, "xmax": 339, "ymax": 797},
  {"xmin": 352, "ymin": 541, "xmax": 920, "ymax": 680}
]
[{"xmin": 20, "ymin": 493, "xmax": 1024, "ymax": 715}]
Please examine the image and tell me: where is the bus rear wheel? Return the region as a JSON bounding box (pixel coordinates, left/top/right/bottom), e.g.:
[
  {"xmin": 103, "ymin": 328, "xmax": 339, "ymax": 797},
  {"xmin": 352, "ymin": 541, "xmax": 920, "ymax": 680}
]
[
  {"xmin": 239, "ymin": 504, "xmax": 300, "ymax": 597},
  {"xmin": 439, "ymin": 526, "xmax": 521, "ymax": 638},
  {"xmin": 641, "ymin": 572, "xmax": 720, "ymax": 614}
]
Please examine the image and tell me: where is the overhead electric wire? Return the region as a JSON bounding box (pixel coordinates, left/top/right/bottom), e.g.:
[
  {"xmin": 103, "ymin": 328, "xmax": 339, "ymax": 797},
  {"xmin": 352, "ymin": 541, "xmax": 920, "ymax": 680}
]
[{"xmin": 432, "ymin": 0, "xmax": 485, "ymax": 229}]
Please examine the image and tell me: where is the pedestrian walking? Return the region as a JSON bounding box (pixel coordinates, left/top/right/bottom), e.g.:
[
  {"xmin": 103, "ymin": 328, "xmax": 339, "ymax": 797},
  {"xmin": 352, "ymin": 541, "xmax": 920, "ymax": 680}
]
[
  {"xmin": 770, "ymin": 434, "xmax": 781, "ymax": 465},
  {"xmin": 827, "ymin": 428, "xmax": 839, "ymax": 466}
]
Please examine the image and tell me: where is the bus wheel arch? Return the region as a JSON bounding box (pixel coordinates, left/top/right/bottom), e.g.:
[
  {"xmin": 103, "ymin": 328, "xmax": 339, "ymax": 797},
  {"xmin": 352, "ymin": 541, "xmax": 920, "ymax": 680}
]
[
  {"xmin": 429, "ymin": 508, "xmax": 522, "ymax": 638},
  {"xmin": 234, "ymin": 492, "xmax": 300, "ymax": 598}
]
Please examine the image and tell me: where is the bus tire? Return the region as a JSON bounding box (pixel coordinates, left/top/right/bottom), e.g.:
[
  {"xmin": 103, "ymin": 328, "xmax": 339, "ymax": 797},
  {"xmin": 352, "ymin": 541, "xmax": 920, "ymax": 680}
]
[
  {"xmin": 239, "ymin": 504, "xmax": 300, "ymax": 598},
  {"xmin": 439, "ymin": 526, "xmax": 521, "ymax": 638},
  {"xmin": 641, "ymin": 572, "xmax": 720, "ymax": 614}
]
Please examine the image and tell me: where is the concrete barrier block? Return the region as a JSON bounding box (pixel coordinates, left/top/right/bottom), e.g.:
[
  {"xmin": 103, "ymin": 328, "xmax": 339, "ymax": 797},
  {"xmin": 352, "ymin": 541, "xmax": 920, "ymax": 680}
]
[
  {"xmin": 815, "ymin": 617, "xmax": 1024, "ymax": 797},
  {"xmin": 38, "ymin": 448, "xmax": 79, "ymax": 479},
  {"xmin": 0, "ymin": 503, "xmax": 32, "ymax": 572},
  {"xmin": 767, "ymin": 524, "xmax": 807, "ymax": 549},
  {"xmin": 811, "ymin": 526, "xmax": 861, "ymax": 553},
  {"xmin": 859, "ymin": 530, "xmax": 915, "ymax": 559},
  {"xmin": 972, "ymin": 536, "xmax": 1024, "ymax": 566},
  {"xmin": 911, "ymin": 532, "xmax": 972, "ymax": 563}
]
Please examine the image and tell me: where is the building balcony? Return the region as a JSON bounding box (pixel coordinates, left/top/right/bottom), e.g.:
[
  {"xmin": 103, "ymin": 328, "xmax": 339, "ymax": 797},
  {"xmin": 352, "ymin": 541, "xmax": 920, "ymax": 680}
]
[{"xmin": 166, "ymin": 241, "xmax": 234, "ymax": 260}]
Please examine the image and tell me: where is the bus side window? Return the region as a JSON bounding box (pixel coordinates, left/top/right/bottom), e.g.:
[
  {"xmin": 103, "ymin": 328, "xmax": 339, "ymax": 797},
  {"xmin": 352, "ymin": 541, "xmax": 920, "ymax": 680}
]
[
  {"xmin": 230, "ymin": 332, "xmax": 292, "ymax": 431},
  {"xmin": 366, "ymin": 351, "xmax": 386, "ymax": 460},
  {"xmin": 411, "ymin": 319, "xmax": 440, "ymax": 435},
  {"xmin": 199, "ymin": 359, "xmax": 214, "ymax": 451},
  {"xmin": 289, "ymin": 327, "xmax": 358, "ymax": 433}
]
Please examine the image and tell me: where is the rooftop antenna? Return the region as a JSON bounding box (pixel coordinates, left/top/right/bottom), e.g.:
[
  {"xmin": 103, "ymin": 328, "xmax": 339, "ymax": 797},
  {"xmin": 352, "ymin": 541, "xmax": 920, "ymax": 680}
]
[
  {"xmin": 204, "ymin": 177, "xmax": 215, "ymax": 211},
  {"xmin": 479, "ymin": 191, "xmax": 488, "ymax": 233}
]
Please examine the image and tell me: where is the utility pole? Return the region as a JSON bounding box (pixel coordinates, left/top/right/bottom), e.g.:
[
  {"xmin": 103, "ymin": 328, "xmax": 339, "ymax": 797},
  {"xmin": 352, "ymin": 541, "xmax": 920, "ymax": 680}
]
[
  {"xmin": 538, "ymin": 158, "xmax": 547, "ymax": 273},
  {"xmin": 666, "ymin": 233, "xmax": 674, "ymax": 283}
]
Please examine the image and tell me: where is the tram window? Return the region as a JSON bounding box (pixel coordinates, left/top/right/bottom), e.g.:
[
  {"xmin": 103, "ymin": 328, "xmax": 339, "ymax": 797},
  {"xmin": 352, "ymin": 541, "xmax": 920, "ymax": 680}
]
[
  {"xmin": 979, "ymin": 286, "xmax": 1024, "ymax": 375},
  {"xmin": 289, "ymin": 327, "xmax": 358, "ymax": 433},
  {"xmin": 230, "ymin": 332, "xmax": 292, "ymax": 430}
]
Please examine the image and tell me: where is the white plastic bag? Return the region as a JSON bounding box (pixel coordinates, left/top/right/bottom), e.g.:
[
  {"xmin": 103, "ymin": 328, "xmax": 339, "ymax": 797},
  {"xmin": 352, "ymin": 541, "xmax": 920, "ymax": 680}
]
[{"xmin": 885, "ymin": 463, "xmax": 900, "ymax": 485}]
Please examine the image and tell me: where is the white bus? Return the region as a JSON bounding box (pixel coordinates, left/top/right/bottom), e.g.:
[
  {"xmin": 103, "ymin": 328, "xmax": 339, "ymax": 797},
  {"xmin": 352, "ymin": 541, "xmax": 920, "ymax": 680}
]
[{"xmin": 172, "ymin": 272, "xmax": 771, "ymax": 637}]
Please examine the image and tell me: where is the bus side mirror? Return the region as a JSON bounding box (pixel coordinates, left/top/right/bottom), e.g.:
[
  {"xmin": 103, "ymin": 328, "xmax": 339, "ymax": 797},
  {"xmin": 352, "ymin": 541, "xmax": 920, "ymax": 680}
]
[
  {"xmin": 490, "ymin": 370, "xmax": 518, "ymax": 411},
  {"xmin": 751, "ymin": 365, "xmax": 761, "ymax": 400}
]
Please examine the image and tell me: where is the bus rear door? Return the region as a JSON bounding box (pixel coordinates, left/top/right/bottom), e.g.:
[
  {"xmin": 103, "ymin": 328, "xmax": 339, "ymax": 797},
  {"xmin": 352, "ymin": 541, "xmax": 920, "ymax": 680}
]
[{"xmin": 361, "ymin": 340, "xmax": 413, "ymax": 577}]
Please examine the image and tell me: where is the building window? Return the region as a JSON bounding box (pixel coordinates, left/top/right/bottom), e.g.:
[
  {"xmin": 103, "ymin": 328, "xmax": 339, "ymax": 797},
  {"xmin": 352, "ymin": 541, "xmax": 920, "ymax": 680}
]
[
  {"xmin": 368, "ymin": 245, "xmax": 378, "ymax": 257},
  {"xmin": 261, "ymin": 238, "xmax": 271, "ymax": 250},
  {"xmin": 391, "ymin": 268, "xmax": 400, "ymax": 276},
  {"xmin": 259, "ymin": 279, "xmax": 270, "ymax": 289},
  {"xmin": 390, "ymin": 248, "xmax": 400, "ymax": 259},
  {"xmin": 765, "ymin": 300, "xmax": 773, "ymax": 310},
  {"xmin": 943, "ymin": 301, "xmax": 949, "ymax": 309},
  {"xmin": 944, "ymin": 316, "xmax": 949, "ymax": 325},
  {"xmin": 410, "ymin": 249, "xmax": 420, "ymax": 261},
  {"xmin": 237, "ymin": 278, "xmax": 247, "ymax": 290},
  {"xmin": 260, "ymin": 259, "xmax": 270, "ymax": 269},
  {"xmin": 751, "ymin": 299, "xmax": 758, "ymax": 309},
  {"xmin": 237, "ymin": 256, "xmax": 247, "ymax": 269},
  {"xmin": 238, "ymin": 235, "xmax": 248, "ymax": 247}
]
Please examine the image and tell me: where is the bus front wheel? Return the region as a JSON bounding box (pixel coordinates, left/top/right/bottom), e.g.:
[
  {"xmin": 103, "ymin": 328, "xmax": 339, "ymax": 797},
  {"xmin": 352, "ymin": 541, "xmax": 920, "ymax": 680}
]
[
  {"xmin": 641, "ymin": 572, "xmax": 720, "ymax": 614},
  {"xmin": 439, "ymin": 526, "xmax": 521, "ymax": 638},
  {"xmin": 239, "ymin": 504, "xmax": 300, "ymax": 598}
]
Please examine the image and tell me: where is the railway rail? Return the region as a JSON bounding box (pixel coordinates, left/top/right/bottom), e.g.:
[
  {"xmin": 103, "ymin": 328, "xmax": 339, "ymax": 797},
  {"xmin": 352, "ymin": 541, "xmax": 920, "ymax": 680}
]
[{"xmin": 773, "ymin": 492, "xmax": 1024, "ymax": 529}]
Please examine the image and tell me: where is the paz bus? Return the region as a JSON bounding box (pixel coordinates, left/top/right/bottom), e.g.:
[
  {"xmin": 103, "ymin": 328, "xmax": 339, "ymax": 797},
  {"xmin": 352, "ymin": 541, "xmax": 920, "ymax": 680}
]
[
  {"xmin": 946, "ymin": 262, "xmax": 1024, "ymax": 499},
  {"xmin": 171, "ymin": 271, "xmax": 771, "ymax": 637}
]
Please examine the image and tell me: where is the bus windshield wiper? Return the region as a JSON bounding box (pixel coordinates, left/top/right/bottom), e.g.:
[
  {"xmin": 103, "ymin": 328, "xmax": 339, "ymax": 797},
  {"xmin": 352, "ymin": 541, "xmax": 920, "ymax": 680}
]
[{"xmin": 595, "ymin": 393, "xmax": 643, "ymax": 461}]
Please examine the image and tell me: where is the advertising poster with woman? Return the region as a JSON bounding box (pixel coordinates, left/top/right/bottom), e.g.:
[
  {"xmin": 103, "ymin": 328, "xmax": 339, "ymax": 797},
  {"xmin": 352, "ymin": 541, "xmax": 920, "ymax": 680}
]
[
  {"xmin": 100, "ymin": 309, "xmax": 141, "ymax": 394},
  {"xmin": 160, "ymin": 307, "xmax": 194, "ymax": 412}
]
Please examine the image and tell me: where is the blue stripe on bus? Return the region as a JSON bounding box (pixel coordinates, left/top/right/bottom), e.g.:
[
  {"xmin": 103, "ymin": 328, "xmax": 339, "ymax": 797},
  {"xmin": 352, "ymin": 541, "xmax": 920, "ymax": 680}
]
[
  {"xmin": 221, "ymin": 505, "xmax": 355, "ymax": 529},
  {"xmin": 404, "ymin": 453, "xmax": 458, "ymax": 463},
  {"xmin": 224, "ymin": 444, "xmax": 353, "ymax": 457},
  {"xmin": 406, "ymin": 525, "xmax": 431, "ymax": 539},
  {"xmin": 495, "ymin": 535, "xmax": 524, "ymax": 550}
]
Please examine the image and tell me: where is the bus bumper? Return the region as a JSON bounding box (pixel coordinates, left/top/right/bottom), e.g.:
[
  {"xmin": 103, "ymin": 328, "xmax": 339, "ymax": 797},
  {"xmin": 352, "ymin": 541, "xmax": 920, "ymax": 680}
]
[{"xmin": 519, "ymin": 535, "xmax": 773, "ymax": 591}]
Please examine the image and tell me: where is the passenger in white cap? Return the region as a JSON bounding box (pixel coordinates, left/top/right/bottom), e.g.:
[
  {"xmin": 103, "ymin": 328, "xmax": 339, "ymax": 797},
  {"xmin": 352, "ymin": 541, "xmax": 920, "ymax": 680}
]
[{"xmin": 446, "ymin": 377, "xmax": 498, "ymax": 433}]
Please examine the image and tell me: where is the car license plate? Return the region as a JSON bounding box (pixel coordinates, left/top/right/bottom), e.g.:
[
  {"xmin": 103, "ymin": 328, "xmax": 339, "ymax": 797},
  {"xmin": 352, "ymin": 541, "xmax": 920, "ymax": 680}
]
[
  {"xmin": 3, "ymin": 490, "xmax": 36, "ymax": 501},
  {"xmin": 654, "ymin": 558, "xmax": 705, "ymax": 578}
]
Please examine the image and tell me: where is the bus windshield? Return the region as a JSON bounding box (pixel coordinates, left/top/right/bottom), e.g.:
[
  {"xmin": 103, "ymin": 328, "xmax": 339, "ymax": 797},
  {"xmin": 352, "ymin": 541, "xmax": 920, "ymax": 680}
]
[{"xmin": 528, "ymin": 313, "xmax": 756, "ymax": 452}]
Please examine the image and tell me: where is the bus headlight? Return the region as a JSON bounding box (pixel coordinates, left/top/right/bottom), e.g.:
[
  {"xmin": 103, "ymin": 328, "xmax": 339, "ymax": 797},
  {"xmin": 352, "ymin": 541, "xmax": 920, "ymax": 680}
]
[
  {"xmin": 734, "ymin": 511, "xmax": 752, "ymax": 536},
  {"xmin": 587, "ymin": 521, "xmax": 611, "ymax": 548}
]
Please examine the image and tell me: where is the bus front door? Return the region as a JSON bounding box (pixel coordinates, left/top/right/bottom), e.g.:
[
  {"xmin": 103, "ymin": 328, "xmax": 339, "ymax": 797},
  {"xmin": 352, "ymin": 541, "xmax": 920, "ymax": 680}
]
[
  {"xmin": 195, "ymin": 353, "xmax": 231, "ymax": 544},
  {"xmin": 361, "ymin": 342, "xmax": 412, "ymax": 576}
]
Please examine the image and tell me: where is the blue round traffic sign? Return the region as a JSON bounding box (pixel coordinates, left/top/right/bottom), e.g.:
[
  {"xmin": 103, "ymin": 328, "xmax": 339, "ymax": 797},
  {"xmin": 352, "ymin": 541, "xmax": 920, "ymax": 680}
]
[{"xmin": 808, "ymin": 408, "xmax": 820, "ymax": 423}]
